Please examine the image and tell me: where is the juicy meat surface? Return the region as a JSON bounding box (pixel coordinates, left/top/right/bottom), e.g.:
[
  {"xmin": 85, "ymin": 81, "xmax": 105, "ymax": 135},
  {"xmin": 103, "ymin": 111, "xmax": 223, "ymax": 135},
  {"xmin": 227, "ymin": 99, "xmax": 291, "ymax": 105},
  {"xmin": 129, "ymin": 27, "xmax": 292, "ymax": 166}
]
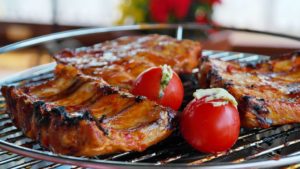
[
  {"xmin": 54, "ymin": 34, "xmax": 201, "ymax": 89},
  {"xmin": 1, "ymin": 65, "xmax": 176, "ymax": 156},
  {"xmin": 198, "ymin": 52, "xmax": 300, "ymax": 128}
]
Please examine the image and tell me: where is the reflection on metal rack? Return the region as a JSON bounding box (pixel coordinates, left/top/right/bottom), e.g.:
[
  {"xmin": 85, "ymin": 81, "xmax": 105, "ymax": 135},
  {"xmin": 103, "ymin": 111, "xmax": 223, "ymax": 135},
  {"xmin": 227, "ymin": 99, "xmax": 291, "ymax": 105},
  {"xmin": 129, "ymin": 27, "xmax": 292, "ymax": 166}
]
[
  {"xmin": 1, "ymin": 50, "xmax": 300, "ymax": 168},
  {"xmin": 1, "ymin": 23, "xmax": 300, "ymax": 54}
]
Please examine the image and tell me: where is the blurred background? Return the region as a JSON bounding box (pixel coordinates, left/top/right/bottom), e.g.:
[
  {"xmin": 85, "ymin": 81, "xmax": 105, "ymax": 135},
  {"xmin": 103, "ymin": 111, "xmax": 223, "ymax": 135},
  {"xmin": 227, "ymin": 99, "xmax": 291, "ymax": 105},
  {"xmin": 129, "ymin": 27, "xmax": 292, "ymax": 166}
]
[{"xmin": 0, "ymin": 0, "xmax": 300, "ymax": 78}]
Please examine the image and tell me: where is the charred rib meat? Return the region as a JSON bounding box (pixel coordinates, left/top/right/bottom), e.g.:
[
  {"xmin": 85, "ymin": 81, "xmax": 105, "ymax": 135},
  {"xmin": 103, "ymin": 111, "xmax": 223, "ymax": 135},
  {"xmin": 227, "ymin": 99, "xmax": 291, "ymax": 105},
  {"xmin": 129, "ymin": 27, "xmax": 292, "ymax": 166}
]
[
  {"xmin": 1, "ymin": 65, "xmax": 176, "ymax": 156},
  {"xmin": 54, "ymin": 34, "xmax": 201, "ymax": 89},
  {"xmin": 198, "ymin": 52, "xmax": 300, "ymax": 128}
]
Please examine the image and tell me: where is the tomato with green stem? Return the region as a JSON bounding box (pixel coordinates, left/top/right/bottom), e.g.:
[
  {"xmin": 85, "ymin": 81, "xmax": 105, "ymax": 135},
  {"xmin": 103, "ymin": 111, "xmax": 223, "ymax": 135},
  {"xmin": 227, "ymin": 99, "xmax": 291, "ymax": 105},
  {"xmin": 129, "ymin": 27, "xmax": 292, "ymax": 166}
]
[
  {"xmin": 132, "ymin": 65, "xmax": 184, "ymax": 110},
  {"xmin": 180, "ymin": 88, "xmax": 240, "ymax": 153}
]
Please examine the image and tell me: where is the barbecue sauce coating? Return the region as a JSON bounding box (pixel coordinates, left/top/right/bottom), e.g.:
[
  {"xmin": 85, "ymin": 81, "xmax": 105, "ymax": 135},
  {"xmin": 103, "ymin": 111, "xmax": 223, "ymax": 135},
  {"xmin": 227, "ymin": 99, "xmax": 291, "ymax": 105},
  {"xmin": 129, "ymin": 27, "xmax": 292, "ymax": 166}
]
[
  {"xmin": 198, "ymin": 52, "xmax": 300, "ymax": 128},
  {"xmin": 1, "ymin": 65, "xmax": 177, "ymax": 156},
  {"xmin": 54, "ymin": 34, "xmax": 201, "ymax": 90},
  {"xmin": 1, "ymin": 34, "xmax": 201, "ymax": 156}
]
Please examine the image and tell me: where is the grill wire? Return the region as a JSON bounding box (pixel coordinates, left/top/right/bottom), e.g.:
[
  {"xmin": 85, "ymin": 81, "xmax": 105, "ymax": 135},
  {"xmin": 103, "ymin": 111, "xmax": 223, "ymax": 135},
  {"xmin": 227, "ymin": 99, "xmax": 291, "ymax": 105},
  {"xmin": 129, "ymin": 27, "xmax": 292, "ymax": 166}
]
[{"xmin": 0, "ymin": 50, "xmax": 300, "ymax": 168}]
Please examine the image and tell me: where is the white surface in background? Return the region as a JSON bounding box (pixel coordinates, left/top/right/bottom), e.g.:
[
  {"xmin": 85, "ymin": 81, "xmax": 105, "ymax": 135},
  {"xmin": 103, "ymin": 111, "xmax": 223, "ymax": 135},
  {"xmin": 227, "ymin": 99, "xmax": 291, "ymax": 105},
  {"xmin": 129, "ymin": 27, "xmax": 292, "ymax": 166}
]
[
  {"xmin": 0, "ymin": 0, "xmax": 300, "ymax": 37},
  {"xmin": 227, "ymin": 32, "xmax": 300, "ymax": 48},
  {"xmin": 56, "ymin": 0, "xmax": 121, "ymax": 26},
  {"xmin": 0, "ymin": 0, "xmax": 53, "ymax": 24},
  {"xmin": 0, "ymin": 69, "xmax": 18, "ymax": 79},
  {"xmin": 0, "ymin": 0, "xmax": 121, "ymax": 26},
  {"xmin": 213, "ymin": 0, "xmax": 300, "ymax": 37}
]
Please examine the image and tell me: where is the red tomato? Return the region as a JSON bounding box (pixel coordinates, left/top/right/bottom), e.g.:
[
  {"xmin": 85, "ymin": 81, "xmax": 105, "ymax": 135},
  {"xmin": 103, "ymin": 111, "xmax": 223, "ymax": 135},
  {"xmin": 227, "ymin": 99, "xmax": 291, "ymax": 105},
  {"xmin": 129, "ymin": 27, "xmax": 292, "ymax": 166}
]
[
  {"xmin": 180, "ymin": 97, "xmax": 240, "ymax": 153},
  {"xmin": 132, "ymin": 66, "xmax": 184, "ymax": 110}
]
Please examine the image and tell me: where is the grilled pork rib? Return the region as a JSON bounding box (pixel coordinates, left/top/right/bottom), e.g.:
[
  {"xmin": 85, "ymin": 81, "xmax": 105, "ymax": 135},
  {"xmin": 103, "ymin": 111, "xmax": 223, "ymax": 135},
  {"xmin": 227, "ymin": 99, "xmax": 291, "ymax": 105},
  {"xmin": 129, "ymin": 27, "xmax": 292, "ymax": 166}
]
[
  {"xmin": 54, "ymin": 34, "xmax": 201, "ymax": 89},
  {"xmin": 198, "ymin": 52, "xmax": 300, "ymax": 128},
  {"xmin": 1, "ymin": 65, "xmax": 176, "ymax": 156}
]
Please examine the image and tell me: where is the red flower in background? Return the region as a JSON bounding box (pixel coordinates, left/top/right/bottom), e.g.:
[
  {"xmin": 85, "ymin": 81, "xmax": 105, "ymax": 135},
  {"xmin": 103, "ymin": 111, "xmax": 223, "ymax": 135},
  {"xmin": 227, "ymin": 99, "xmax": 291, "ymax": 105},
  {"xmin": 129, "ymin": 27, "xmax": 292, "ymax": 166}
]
[
  {"xmin": 117, "ymin": 0, "xmax": 221, "ymax": 25},
  {"xmin": 150, "ymin": 0, "xmax": 191, "ymax": 23},
  {"xmin": 149, "ymin": 0, "xmax": 169, "ymax": 22},
  {"xmin": 200, "ymin": 0, "xmax": 221, "ymax": 5},
  {"xmin": 173, "ymin": 0, "xmax": 191, "ymax": 19}
]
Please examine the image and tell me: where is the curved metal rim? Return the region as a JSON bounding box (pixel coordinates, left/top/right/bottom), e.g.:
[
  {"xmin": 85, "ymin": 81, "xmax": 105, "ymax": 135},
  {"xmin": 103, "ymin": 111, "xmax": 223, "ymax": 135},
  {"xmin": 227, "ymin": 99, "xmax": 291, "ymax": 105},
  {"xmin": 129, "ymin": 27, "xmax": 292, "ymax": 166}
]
[
  {"xmin": 1, "ymin": 139, "xmax": 300, "ymax": 169},
  {"xmin": 0, "ymin": 24, "xmax": 300, "ymax": 168},
  {"xmin": 0, "ymin": 24, "xmax": 203, "ymax": 54},
  {"xmin": 0, "ymin": 51, "xmax": 299, "ymax": 169},
  {"xmin": 0, "ymin": 23, "xmax": 300, "ymax": 54}
]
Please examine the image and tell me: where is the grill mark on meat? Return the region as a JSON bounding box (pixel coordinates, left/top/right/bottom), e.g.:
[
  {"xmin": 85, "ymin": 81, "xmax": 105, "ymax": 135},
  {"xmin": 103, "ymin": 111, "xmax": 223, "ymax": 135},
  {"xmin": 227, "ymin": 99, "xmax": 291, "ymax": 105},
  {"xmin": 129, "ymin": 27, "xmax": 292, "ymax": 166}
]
[
  {"xmin": 65, "ymin": 91, "xmax": 102, "ymax": 112},
  {"xmin": 51, "ymin": 81, "xmax": 99, "ymax": 106},
  {"xmin": 42, "ymin": 77, "xmax": 85, "ymax": 101},
  {"xmin": 117, "ymin": 109, "xmax": 172, "ymax": 132},
  {"xmin": 242, "ymin": 96, "xmax": 269, "ymax": 115},
  {"xmin": 241, "ymin": 95, "xmax": 272, "ymax": 127},
  {"xmin": 1, "ymin": 64, "xmax": 177, "ymax": 156},
  {"xmin": 55, "ymin": 83, "xmax": 125, "ymax": 115},
  {"xmin": 99, "ymin": 84, "xmax": 119, "ymax": 95},
  {"xmin": 33, "ymin": 101, "xmax": 94, "ymax": 127},
  {"xmin": 64, "ymin": 84, "xmax": 109, "ymax": 112},
  {"xmin": 165, "ymin": 107, "xmax": 177, "ymax": 130},
  {"xmin": 83, "ymin": 111, "xmax": 109, "ymax": 136},
  {"xmin": 101, "ymin": 102, "xmax": 136, "ymax": 124},
  {"xmin": 199, "ymin": 53, "xmax": 300, "ymax": 128},
  {"xmin": 91, "ymin": 94, "xmax": 159, "ymax": 132},
  {"xmin": 54, "ymin": 34, "xmax": 201, "ymax": 90},
  {"xmin": 208, "ymin": 67, "xmax": 223, "ymax": 88},
  {"xmin": 104, "ymin": 101, "xmax": 162, "ymax": 130},
  {"xmin": 88, "ymin": 93, "xmax": 135, "ymax": 119},
  {"xmin": 286, "ymin": 82, "xmax": 300, "ymax": 95},
  {"xmin": 135, "ymin": 95, "xmax": 146, "ymax": 103},
  {"xmin": 33, "ymin": 101, "xmax": 51, "ymax": 127},
  {"xmin": 205, "ymin": 71, "xmax": 212, "ymax": 88},
  {"xmin": 2, "ymin": 87, "xmax": 16, "ymax": 115},
  {"xmin": 1, "ymin": 35, "xmax": 202, "ymax": 156},
  {"xmin": 224, "ymin": 81, "xmax": 234, "ymax": 89}
]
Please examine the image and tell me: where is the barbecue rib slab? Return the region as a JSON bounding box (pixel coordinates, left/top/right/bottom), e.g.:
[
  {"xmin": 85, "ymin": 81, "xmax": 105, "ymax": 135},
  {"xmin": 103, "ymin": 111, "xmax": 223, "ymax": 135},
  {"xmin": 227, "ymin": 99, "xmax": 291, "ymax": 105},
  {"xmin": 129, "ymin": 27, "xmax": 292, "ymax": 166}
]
[
  {"xmin": 198, "ymin": 52, "xmax": 300, "ymax": 128},
  {"xmin": 1, "ymin": 65, "xmax": 176, "ymax": 156},
  {"xmin": 54, "ymin": 34, "xmax": 201, "ymax": 89}
]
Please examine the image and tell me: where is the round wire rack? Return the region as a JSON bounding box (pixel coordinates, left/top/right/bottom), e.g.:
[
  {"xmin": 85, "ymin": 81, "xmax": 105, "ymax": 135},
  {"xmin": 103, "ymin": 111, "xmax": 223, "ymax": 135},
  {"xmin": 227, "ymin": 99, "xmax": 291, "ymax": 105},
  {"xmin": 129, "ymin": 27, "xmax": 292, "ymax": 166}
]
[{"xmin": 0, "ymin": 24, "xmax": 300, "ymax": 169}]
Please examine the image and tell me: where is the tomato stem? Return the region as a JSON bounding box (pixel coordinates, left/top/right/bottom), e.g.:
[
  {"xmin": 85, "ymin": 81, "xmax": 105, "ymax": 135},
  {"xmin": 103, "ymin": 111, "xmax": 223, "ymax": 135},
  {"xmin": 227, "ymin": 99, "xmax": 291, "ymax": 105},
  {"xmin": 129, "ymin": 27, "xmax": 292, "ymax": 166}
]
[
  {"xmin": 193, "ymin": 88, "xmax": 238, "ymax": 108},
  {"xmin": 159, "ymin": 65, "xmax": 173, "ymax": 98}
]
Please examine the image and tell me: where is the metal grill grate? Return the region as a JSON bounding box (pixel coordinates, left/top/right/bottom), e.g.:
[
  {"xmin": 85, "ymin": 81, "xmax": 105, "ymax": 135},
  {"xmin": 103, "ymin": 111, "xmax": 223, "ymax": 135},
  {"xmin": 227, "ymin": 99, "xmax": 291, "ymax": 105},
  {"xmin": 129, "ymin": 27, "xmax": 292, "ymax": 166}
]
[{"xmin": 1, "ymin": 50, "xmax": 300, "ymax": 169}]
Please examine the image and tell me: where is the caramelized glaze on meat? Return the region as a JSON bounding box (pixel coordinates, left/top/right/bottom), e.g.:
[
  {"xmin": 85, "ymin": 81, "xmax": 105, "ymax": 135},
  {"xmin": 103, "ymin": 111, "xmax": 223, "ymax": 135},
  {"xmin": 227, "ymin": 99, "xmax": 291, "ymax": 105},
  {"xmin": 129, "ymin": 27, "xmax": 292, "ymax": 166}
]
[
  {"xmin": 54, "ymin": 34, "xmax": 201, "ymax": 89},
  {"xmin": 198, "ymin": 52, "xmax": 300, "ymax": 128},
  {"xmin": 1, "ymin": 65, "xmax": 176, "ymax": 156}
]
